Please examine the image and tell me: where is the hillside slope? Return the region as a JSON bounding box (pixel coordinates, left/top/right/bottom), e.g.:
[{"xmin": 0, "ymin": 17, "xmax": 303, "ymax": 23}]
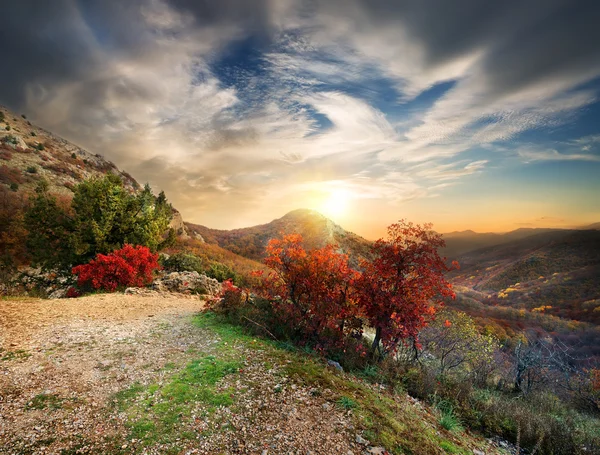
[
  {"xmin": 0, "ymin": 295, "xmax": 510, "ymax": 455},
  {"xmin": 0, "ymin": 106, "xmax": 139, "ymax": 196},
  {"xmin": 441, "ymin": 227, "xmax": 576, "ymax": 260},
  {"xmin": 0, "ymin": 105, "xmax": 194, "ymax": 261},
  {"xmin": 449, "ymin": 229, "xmax": 600, "ymax": 325},
  {"xmin": 186, "ymin": 208, "xmax": 373, "ymax": 266}
]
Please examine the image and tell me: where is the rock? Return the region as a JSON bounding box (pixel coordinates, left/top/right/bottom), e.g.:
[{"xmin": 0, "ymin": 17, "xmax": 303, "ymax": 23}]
[
  {"xmin": 327, "ymin": 359, "xmax": 344, "ymax": 372},
  {"xmin": 365, "ymin": 447, "xmax": 386, "ymax": 455},
  {"xmin": 151, "ymin": 271, "xmax": 221, "ymax": 295},
  {"xmin": 473, "ymin": 450, "xmax": 485, "ymax": 455},
  {"xmin": 49, "ymin": 288, "xmax": 68, "ymax": 299},
  {"xmin": 0, "ymin": 133, "xmax": 28, "ymax": 149},
  {"xmin": 169, "ymin": 210, "xmax": 191, "ymax": 239},
  {"xmin": 356, "ymin": 435, "xmax": 370, "ymax": 445}
]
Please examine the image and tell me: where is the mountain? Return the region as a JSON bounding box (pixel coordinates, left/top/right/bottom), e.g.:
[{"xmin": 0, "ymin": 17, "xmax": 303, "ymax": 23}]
[
  {"xmin": 441, "ymin": 227, "xmax": 573, "ymax": 260},
  {"xmin": 0, "ymin": 105, "xmax": 192, "ymax": 242},
  {"xmin": 0, "ymin": 106, "xmax": 140, "ymax": 195},
  {"xmin": 449, "ymin": 229, "xmax": 600, "ymax": 325},
  {"xmin": 186, "ymin": 208, "xmax": 373, "ymax": 266},
  {"xmin": 579, "ymin": 222, "xmax": 600, "ymax": 230}
]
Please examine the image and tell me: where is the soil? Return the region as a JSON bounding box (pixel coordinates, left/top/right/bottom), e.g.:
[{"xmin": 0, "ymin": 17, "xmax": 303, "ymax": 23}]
[{"xmin": 0, "ymin": 294, "xmax": 358, "ymax": 455}]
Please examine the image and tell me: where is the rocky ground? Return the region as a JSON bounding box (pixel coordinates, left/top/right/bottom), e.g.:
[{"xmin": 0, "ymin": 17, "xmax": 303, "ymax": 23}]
[
  {"xmin": 0, "ymin": 295, "xmax": 366, "ymax": 454},
  {"xmin": 0, "ymin": 294, "xmax": 508, "ymax": 455}
]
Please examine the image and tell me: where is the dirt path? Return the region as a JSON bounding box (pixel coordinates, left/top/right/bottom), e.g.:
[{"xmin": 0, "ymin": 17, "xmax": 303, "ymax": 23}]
[
  {"xmin": 0, "ymin": 294, "xmax": 214, "ymax": 454},
  {"xmin": 0, "ymin": 295, "xmax": 506, "ymax": 455},
  {"xmin": 0, "ymin": 295, "xmax": 362, "ymax": 455}
]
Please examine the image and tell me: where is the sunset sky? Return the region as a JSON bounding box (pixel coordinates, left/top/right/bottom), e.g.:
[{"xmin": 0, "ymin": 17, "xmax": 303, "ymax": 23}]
[{"xmin": 1, "ymin": 1, "xmax": 599, "ymax": 239}]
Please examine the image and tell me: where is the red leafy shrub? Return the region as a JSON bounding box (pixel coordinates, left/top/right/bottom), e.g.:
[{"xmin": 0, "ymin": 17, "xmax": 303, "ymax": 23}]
[
  {"xmin": 65, "ymin": 287, "xmax": 81, "ymax": 298},
  {"xmin": 255, "ymin": 233, "xmax": 361, "ymax": 349},
  {"xmin": 0, "ymin": 165, "xmax": 25, "ymax": 185},
  {"xmin": 209, "ymin": 279, "xmax": 245, "ymax": 315},
  {"xmin": 72, "ymin": 244, "xmax": 159, "ymax": 292}
]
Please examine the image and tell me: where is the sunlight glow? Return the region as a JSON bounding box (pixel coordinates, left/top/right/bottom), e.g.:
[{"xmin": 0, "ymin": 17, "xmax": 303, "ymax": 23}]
[{"xmin": 319, "ymin": 189, "xmax": 351, "ymax": 218}]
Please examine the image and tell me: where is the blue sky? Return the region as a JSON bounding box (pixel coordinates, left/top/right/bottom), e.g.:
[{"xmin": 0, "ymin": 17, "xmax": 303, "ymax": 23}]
[{"xmin": 1, "ymin": 0, "xmax": 599, "ymax": 237}]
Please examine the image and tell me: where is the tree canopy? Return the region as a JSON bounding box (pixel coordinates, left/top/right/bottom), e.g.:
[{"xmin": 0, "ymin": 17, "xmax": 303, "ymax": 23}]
[{"xmin": 25, "ymin": 174, "xmax": 174, "ymax": 270}]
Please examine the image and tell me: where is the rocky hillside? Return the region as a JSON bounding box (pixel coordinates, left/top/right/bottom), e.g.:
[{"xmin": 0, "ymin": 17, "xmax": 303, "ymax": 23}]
[
  {"xmin": 0, "ymin": 105, "xmax": 191, "ymax": 243},
  {"xmin": 0, "ymin": 106, "xmax": 140, "ymax": 196},
  {"xmin": 186, "ymin": 209, "xmax": 373, "ymax": 266}
]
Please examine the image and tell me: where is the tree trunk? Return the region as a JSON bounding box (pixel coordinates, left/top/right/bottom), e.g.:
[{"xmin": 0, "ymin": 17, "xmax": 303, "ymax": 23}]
[{"xmin": 371, "ymin": 326, "xmax": 382, "ymax": 359}]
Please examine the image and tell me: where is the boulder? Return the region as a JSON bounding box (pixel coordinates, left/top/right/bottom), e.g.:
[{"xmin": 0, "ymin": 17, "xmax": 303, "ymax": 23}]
[{"xmin": 151, "ymin": 271, "xmax": 221, "ymax": 295}]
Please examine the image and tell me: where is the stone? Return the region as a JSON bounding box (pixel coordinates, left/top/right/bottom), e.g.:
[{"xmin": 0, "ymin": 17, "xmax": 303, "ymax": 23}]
[
  {"xmin": 327, "ymin": 359, "xmax": 344, "ymax": 372},
  {"xmin": 365, "ymin": 448, "xmax": 386, "ymax": 455},
  {"xmin": 473, "ymin": 450, "xmax": 485, "ymax": 455},
  {"xmin": 48, "ymin": 288, "xmax": 68, "ymax": 299},
  {"xmin": 151, "ymin": 271, "xmax": 221, "ymax": 295},
  {"xmin": 355, "ymin": 435, "xmax": 370, "ymax": 445}
]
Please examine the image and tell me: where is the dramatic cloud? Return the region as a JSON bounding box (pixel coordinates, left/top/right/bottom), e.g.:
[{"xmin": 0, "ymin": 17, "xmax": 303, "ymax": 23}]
[{"xmin": 0, "ymin": 0, "xmax": 599, "ymax": 233}]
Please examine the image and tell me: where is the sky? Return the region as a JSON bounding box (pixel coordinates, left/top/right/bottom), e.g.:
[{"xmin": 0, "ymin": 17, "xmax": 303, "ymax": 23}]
[{"xmin": 1, "ymin": 0, "xmax": 600, "ymax": 239}]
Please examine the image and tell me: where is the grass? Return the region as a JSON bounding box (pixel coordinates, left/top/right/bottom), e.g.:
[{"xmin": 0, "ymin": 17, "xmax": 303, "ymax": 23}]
[
  {"xmin": 435, "ymin": 400, "xmax": 464, "ymax": 433},
  {"xmin": 0, "ymin": 348, "xmax": 31, "ymax": 362},
  {"xmin": 112, "ymin": 312, "xmax": 494, "ymax": 454},
  {"xmin": 337, "ymin": 396, "xmax": 358, "ymax": 410},
  {"xmin": 111, "ymin": 313, "xmax": 245, "ymax": 449},
  {"xmin": 26, "ymin": 393, "xmax": 65, "ymax": 411}
]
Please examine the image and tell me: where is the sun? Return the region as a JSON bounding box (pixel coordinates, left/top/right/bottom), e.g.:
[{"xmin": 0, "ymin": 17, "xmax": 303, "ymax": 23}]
[{"xmin": 319, "ymin": 189, "xmax": 351, "ymax": 218}]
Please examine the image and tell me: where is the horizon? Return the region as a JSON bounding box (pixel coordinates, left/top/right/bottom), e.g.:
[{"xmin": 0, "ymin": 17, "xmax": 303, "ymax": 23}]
[
  {"xmin": 1, "ymin": 1, "xmax": 599, "ymax": 238},
  {"xmin": 193, "ymin": 206, "xmax": 600, "ymax": 241}
]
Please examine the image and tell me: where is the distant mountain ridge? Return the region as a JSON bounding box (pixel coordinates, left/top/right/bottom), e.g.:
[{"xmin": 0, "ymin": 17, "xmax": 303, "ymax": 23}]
[
  {"xmin": 185, "ymin": 208, "xmax": 373, "ymax": 266},
  {"xmin": 449, "ymin": 229, "xmax": 600, "ymax": 324},
  {"xmin": 440, "ymin": 227, "xmax": 597, "ymax": 260}
]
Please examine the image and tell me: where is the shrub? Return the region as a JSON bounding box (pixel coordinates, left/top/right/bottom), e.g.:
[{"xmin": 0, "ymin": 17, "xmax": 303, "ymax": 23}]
[
  {"xmin": 1, "ymin": 135, "xmax": 18, "ymax": 145},
  {"xmin": 206, "ymin": 262, "xmax": 240, "ymax": 284},
  {"xmin": 72, "ymin": 244, "xmax": 160, "ymax": 292},
  {"xmin": 0, "ymin": 165, "xmax": 24, "ymax": 185},
  {"xmin": 21, "ymin": 114, "xmax": 26, "ymax": 119},
  {"xmin": 71, "ymin": 153, "xmax": 77, "ymax": 159},
  {"xmin": 26, "ymin": 165, "xmax": 37, "ymax": 173},
  {"xmin": 0, "ymin": 112, "xmax": 4, "ymax": 122},
  {"xmin": 66, "ymin": 287, "xmax": 81, "ymax": 298},
  {"xmin": 36, "ymin": 143, "xmax": 44, "ymax": 151},
  {"xmin": 30, "ymin": 131, "xmax": 36, "ymax": 137},
  {"xmin": 26, "ymin": 175, "xmax": 174, "ymax": 270},
  {"xmin": 210, "ymin": 279, "xmax": 245, "ymax": 316},
  {"xmin": 9, "ymin": 183, "xmax": 18, "ymax": 192},
  {"xmin": 160, "ymin": 252, "xmax": 203, "ymax": 274}
]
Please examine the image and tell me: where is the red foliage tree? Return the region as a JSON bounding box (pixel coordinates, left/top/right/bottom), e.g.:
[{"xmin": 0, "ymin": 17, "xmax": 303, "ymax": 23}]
[
  {"xmin": 258, "ymin": 233, "xmax": 360, "ymax": 346},
  {"xmin": 355, "ymin": 220, "xmax": 458, "ymax": 356},
  {"xmin": 72, "ymin": 244, "xmax": 159, "ymax": 292}
]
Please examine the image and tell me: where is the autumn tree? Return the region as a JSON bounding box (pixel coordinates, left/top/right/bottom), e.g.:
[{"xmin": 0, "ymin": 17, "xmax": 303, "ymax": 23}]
[
  {"xmin": 26, "ymin": 175, "xmax": 174, "ymax": 270},
  {"xmin": 259, "ymin": 233, "xmax": 360, "ymax": 346},
  {"xmin": 420, "ymin": 310, "xmax": 499, "ymax": 383},
  {"xmin": 356, "ymin": 220, "xmax": 457, "ymax": 357}
]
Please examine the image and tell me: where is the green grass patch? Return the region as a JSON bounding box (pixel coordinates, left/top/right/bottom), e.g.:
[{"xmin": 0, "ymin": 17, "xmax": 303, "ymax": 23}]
[
  {"xmin": 1, "ymin": 349, "xmax": 31, "ymax": 362},
  {"xmin": 26, "ymin": 393, "xmax": 64, "ymax": 411},
  {"xmin": 439, "ymin": 440, "xmax": 467, "ymax": 454},
  {"xmin": 114, "ymin": 314, "xmax": 244, "ymax": 449},
  {"xmin": 337, "ymin": 396, "xmax": 358, "ymax": 410}
]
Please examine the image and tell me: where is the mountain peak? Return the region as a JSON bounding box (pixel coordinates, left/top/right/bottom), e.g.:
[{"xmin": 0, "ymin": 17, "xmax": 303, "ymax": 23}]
[{"xmin": 282, "ymin": 208, "xmax": 327, "ymax": 219}]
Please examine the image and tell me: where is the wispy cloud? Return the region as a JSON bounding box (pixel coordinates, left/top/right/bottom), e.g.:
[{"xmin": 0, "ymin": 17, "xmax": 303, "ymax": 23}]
[{"xmin": 0, "ymin": 0, "xmax": 599, "ymax": 231}]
